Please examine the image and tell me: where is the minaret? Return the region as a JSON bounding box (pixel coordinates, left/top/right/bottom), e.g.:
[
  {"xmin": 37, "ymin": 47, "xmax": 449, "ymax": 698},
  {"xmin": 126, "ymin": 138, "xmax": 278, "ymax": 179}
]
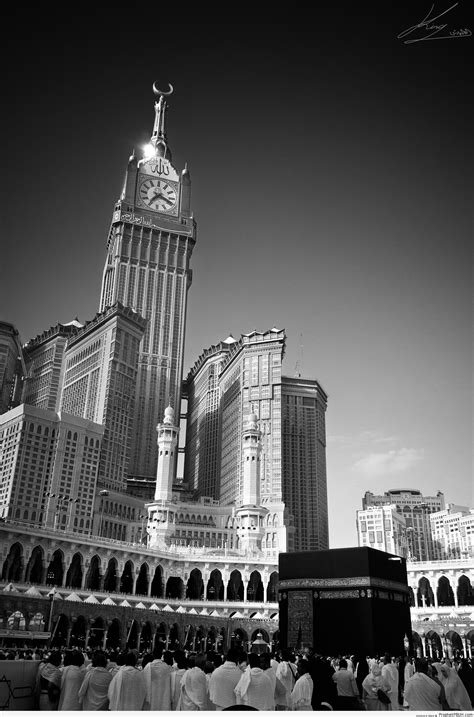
[
  {"xmin": 155, "ymin": 405, "xmax": 179, "ymax": 501},
  {"xmin": 242, "ymin": 412, "xmax": 261, "ymax": 505},
  {"xmin": 98, "ymin": 83, "xmax": 196, "ymax": 481},
  {"xmin": 146, "ymin": 406, "xmax": 179, "ymax": 549},
  {"xmin": 235, "ymin": 413, "xmax": 268, "ymax": 554}
]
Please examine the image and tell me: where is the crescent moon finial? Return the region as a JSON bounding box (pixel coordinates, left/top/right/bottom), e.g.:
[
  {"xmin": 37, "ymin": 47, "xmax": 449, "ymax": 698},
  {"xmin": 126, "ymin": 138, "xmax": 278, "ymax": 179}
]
[{"xmin": 153, "ymin": 82, "xmax": 174, "ymax": 97}]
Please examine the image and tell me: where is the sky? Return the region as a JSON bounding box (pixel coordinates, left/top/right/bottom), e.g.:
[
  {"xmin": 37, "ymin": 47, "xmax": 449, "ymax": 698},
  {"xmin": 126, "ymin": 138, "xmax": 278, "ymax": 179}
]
[{"xmin": 3, "ymin": 12, "xmax": 472, "ymax": 549}]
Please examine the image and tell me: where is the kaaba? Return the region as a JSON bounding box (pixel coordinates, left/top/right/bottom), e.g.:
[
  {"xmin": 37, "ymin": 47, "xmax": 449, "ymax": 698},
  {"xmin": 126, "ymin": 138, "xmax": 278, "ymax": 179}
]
[{"xmin": 279, "ymin": 547, "xmax": 412, "ymax": 657}]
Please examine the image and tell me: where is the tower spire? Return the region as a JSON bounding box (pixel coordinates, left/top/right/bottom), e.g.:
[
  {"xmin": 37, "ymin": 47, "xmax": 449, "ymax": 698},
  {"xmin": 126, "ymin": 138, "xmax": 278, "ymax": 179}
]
[{"xmin": 151, "ymin": 82, "xmax": 173, "ymax": 159}]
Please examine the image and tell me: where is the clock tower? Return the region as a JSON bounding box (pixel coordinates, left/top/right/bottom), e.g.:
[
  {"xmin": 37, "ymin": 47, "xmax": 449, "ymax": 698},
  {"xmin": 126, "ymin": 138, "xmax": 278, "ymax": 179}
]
[{"xmin": 99, "ymin": 83, "xmax": 196, "ymax": 480}]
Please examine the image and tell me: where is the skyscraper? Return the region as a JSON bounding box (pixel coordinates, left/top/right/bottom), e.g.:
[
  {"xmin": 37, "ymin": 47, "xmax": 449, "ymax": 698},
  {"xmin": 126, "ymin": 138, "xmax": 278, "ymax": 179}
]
[
  {"xmin": 98, "ymin": 86, "xmax": 196, "ymax": 481},
  {"xmin": 281, "ymin": 376, "xmax": 329, "ymax": 551},
  {"xmin": 0, "ymin": 403, "xmax": 104, "ymax": 534},
  {"xmin": 22, "ymin": 320, "xmax": 83, "ymax": 412},
  {"xmin": 0, "ymin": 321, "xmax": 24, "ymax": 414},
  {"xmin": 184, "ymin": 329, "xmax": 286, "ymax": 506},
  {"xmin": 184, "ymin": 332, "xmax": 329, "ymax": 552},
  {"xmin": 60, "ymin": 303, "xmax": 146, "ymax": 490},
  {"xmin": 183, "ymin": 338, "xmax": 235, "ymax": 499}
]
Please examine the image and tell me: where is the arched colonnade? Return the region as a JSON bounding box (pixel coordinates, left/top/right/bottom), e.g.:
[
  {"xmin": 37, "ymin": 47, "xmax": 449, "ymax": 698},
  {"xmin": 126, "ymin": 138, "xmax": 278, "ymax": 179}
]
[
  {"xmin": 1, "ymin": 542, "xmax": 279, "ymax": 603},
  {"xmin": 407, "ymin": 573, "xmax": 474, "ymax": 608},
  {"xmin": 412, "ymin": 628, "xmax": 474, "ymax": 660},
  {"xmin": 0, "ymin": 607, "xmax": 280, "ymax": 654}
]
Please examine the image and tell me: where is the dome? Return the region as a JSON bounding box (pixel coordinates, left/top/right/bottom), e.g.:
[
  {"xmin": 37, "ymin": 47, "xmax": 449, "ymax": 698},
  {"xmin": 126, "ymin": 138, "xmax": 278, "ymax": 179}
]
[
  {"xmin": 163, "ymin": 405, "xmax": 175, "ymax": 425},
  {"xmin": 247, "ymin": 412, "xmax": 258, "ymax": 430}
]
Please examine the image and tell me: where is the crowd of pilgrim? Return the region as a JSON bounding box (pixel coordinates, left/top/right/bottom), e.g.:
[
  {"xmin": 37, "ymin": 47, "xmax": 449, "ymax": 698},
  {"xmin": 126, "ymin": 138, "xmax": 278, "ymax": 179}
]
[{"xmin": 11, "ymin": 644, "xmax": 474, "ymax": 711}]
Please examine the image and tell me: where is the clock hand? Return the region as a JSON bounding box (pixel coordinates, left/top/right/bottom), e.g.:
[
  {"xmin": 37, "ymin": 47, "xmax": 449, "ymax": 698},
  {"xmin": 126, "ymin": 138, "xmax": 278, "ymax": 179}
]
[{"xmin": 154, "ymin": 192, "xmax": 173, "ymax": 205}]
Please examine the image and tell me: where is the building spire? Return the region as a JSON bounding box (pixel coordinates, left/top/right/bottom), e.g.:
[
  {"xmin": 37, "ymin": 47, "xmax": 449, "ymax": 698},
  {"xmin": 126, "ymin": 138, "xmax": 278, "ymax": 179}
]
[{"xmin": 151, "ymin": 82, "xmax": 173, "ymax": 159}]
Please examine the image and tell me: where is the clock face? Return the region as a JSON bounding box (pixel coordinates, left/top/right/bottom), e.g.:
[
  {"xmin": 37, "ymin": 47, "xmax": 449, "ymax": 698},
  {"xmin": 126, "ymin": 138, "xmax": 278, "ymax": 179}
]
[{"xmin": 138, "ymin": 178, "xmax": 178, "ymax": 212}]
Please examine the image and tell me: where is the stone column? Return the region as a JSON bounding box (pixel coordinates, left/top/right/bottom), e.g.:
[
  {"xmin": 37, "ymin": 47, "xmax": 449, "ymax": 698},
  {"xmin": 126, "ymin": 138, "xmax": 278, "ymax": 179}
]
[
  {"xmin": 102, "ymin": 623, "xmax": 108, "ymax": 650},
  {"xmin": 413, "ymin": 586, "xmax": 420, "ymax": 607},
  {"xmin": 433, "ymin": 586, "xmax": 438, "ymax": 608},
  {"xmin": 453, "ymin": 577, "xmax": 459, "ymax": 607}
]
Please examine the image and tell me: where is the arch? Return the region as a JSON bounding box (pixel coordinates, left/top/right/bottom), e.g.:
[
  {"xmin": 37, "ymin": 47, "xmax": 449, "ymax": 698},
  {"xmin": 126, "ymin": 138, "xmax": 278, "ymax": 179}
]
[
  {"xmin": 417, "ymin": 577, "xmax": 434, "ymax": 607},
  {"xmin": 271, "ymin": 629, "xmax": 280, "ymax": 652},
  {"xmin": 426, "ymin": 630, "xmax": 443, "ymax": 659},
  {"xmin": 457, "ymin": 574, "xmax": 474, "ymax": 606},
  {"xmin": 445, "ymin": 630, "xmax": 463, "ymax": 659},
  {"xmin": 166, "ymin": 576, "xmax": 184, "ymax": 599},
  {"xmin": 207, "ymin": 569, "xmax": 224, "ymax": 600},
  {"xmin": 1, "ymin": 542, "xmax": 24, "ymax": 582},
  {"xmin": 69, "ymin": 615, "xmax": 87, "ymax": 649},
  {"xmin": 206, "ymin": 625, "xmax": 218, "ymax": 652},
  {"xmin": 140, "ymin": 621, "xmax": 153, "ymax": 652},
  {"xmin": 25, "ymin": 545, "xmax": 44, "ymax": 584},
  {"xmin": 195, "ymin": 625, "xmax": 206, "ymax": 652},
  {"xmin": 186, "ymin": 568, "xmax": 204, "ymax": 600},
  {"xmin": 230, "ymin": 627, "xmax": 248, "ymax": 651},
  {"xmin": 150, "ymin": 565, "xmax": 164, "ymax": 598},
  {"xmin": 51, "ymin": 613, "xmax": 69, "ymax": 648},
  {"xmin": 227, "ymin": 570, "xmax": 244, "ymax": 601},
  {"xmin": 135, "ymin": 563, "xmax": 149, "ymax": 596},
  {"xmin": 155, "ymin": 622, "xmax": 167, "ymax": 648},
  {"xmin": 412, "ymin": 631, "xmax": 423, "ymax": 658},
  {"xmin": 120, "ymin": 560, "xmax": 134, "ymax": 594},
  {"xmin": 85, "ymin": 555, "xmax": 102, "ymax": 591},
  {"xmin": 248, "ymin": 570, "xmax": 264, "ymax": 602},
  {"xmin": 88, "ymin": 616, "xmax": 105, "ymax": 649},
  {"xmin": 267, "ymin": 571, "xmax": 278, "ymax": 602},
  {"xmin": 103, "ymin": 558, "xmax": 119, "ymax": 592},
  {"xmin": 46, "ymin": 549, "xmax": 64, "ymax": 586},
  {"xmin": 106, "ymin": 618, "xmax": 122, "ymax": 650},
  {"xmin": 217, "ymin": 627, "xmax": 226, "ymax": 654},
  {"xmin": 65, "ymin": 552, "xmax": 83, "ymax": 589},
  {"xmin": 437, "ymin": 575, "xmax": 455, "ymax": 606},
  {"xmin": 169, "ymin": 622, "xmax": 180, "ymax": 650}
]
